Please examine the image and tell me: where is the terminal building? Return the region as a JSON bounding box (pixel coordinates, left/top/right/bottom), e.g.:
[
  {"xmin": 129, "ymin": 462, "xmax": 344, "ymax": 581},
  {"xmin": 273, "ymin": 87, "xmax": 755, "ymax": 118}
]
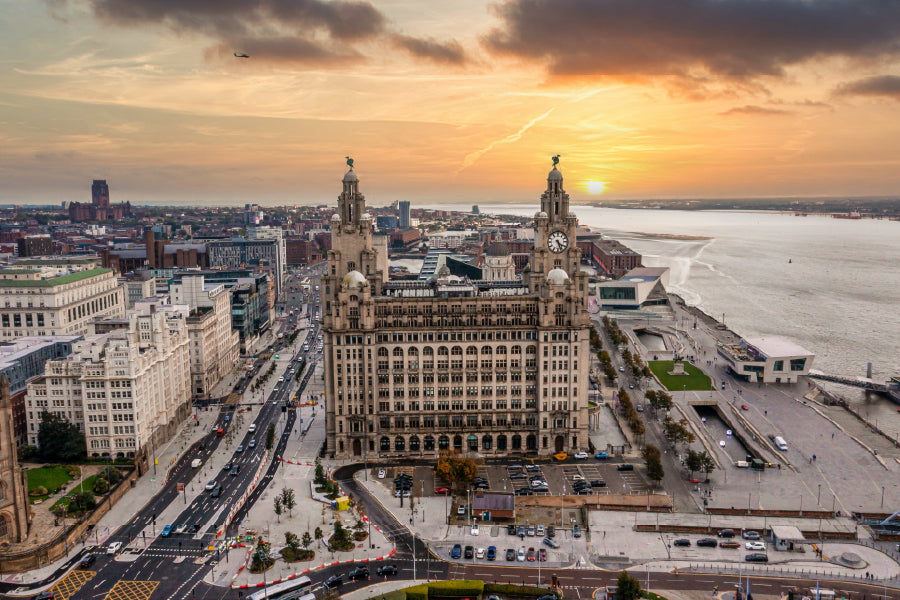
[
  {"xmin": 323, "ymin": 162, "xmax": 590, "ymax": 460},
  {"xmin": 717, "ymin": 336, "xmax": 814, "ymax": 383},
  {"xmin": 595, "ymin": 267, "xmax": 670, "ymax": 309}
]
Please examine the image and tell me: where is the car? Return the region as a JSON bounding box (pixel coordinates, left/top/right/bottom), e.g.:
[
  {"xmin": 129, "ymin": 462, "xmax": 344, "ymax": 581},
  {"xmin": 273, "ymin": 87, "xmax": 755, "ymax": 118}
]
[
  {"xmin": 79, "ymin": 555, "xmax": 96, "ymax": 568},
  {"xmin": 205, "ymin": 480, "xmax": 217, "ymax": 491},
  {"xmin": 517, "ymin": 525, "xmax": 526, "ymax": 537},
  {"xmin": 107, "ymin": 541, "xmax": 122, "ymax": 555},
  {"xmin": 741, "ymin": 404, "xmax": 749, "ymax": 410},
  {"xmin": 278, "ymin": 377, "xmax": 285, "ymax": 383},
  {"xmin": 451, "ymin": 544, "xmax": 462, "ymax": 559},
  {"xmin": 507, "ymin": 524, "xmax": 517, "ymax": 535},
  {"xmin": 525, "ymin": 464, "xmax": 541, "ymax": 472},
  {"xmin": 517, "ymin": 547, "xmax": 526, "ymax": 562},
  {"xmin": 745, "ymin": 553, "xmax": 768, "ymax": 563},
  {"xmin": 536, "ymin": 524, "xmax": 545, "ymax": 536},
  {"xmin": 324, "ymin": 575, "xmax": 343, "ymax": 589},
  {"xmin": 188, "ymin": 524, "xmax": 201, "ymax": 534},
  {"xmin": 348, "ymin": 567, "xmax": 369, "ymax": 581},
  {"xmin": 248, "ymin": 440, "xmax": 256, "ymax": 448},
  {"xmin": 475, "ymin": 481, "xmax": 489, "ymax": 489},
  {"xmin": 673, "ymin": 539, "xmax": 691, "ymax": 547},
  {"xmin": 590, "ymin": 479, "xmax": 606, "ymax": 488},
  {"xmin": 487, "ymin": 546, "xmax": 496, "ymax": 561},
  {"xmin": 211, "ymin": 486, "xmax": 223, "ymax": 497},
  {"xmin": 526, "ymin": 547, "xmax": 536, "ymax": 561},
  {"xmin": 742, "ymin": 530, "xmax": 761, "ymax": 540},
  {"xmin": 458, "ymin": 505, "xmax": 467, "ymax": 516},
  {"xmin": 223, "ymin": 462, "xmax": 232, "ymax": 471},
  {"xmin": 476, "ymin": 547, "xmax": 485, "ymax": 559},
  {"xmin": 595, "ymin": 452, "xmax": 610, "ymax": 459},
  {"xmin": 617, "ymin": 464, "xmax": 634, "ymax": 471},
  {"xmin": 697, "ymin": 538, "xmax": 718, "ymax": 547},
  {"xmin": 175, "ymin": 524, "xmax": 187, "ymax": 534},
  {"xmin": 464, "ymin": 545, "xmax": 474, "ymax": 559},
  {"xmin": 376, "ymin": 565, "xmax": 398, "ymax": 576},
  {"xmin": 719, "ymin": 541, "xmax": 740, "ymax": 549},
  {"xmin": 230, "ymin": 465, "xmax": 240, "ymax": 476},
  {"xmin": 532, "ymin": 485, "xmax": 549, "ymax": 492},
  {"xmin": 547, "ymin": 526, "xmax": 556, "ymax": 538},
  {"xmin": 745, "ymin": 541, "xmax": 766, "ymax": 551},
  {"xmin": 530, "ymin": 480, "xmax": 548, "ymax": 489},
  {"xmin": 572, "ymin": 474, "xmax": 585, "ymax": 481},
  {"xmin": 573, "ymin": 451, "xmax": 589, "ymax": 460},
  {"xmin": 576, "ymin": 489, "xmax": 592, "ymax": 496},
  {"xmin": 538, "ymin": 548, "xmax": 547, "ymax": 562},
  {"xmin": 236, "ymin": 445, "xmax": 244, "ymax": 453},
  {"xmin": 35, "ymin": 593, "xmax": 54, "ymax": 600},
  {"xmin": 506, "ymin": 548, "xmax": 516, "ymax": 561},
  {"xmin": 510, "ymin": 472, "xmax": 527, "ymax": 480},
  {"xmin": 543, "ymin": 537, "xmax": 559, "ymax": 549},
  {"xmin": 508, "ymin": 464, "xmax": 524, "ymax": 471},
  {"xmin": 515, "ymin": 488, "xmax": 533, "ymax": 496},
  {"xmin": 471, "ymin": 524, "xmax": 479, "ymax": 536},
  {"xmin": 160, "ymin": 525, "xmax": 174, "ymax": 538},
  {"xmin": 628, "ymin": 383, "xmax": 635, "ymax": 389},
  {"xmin": 527, "ymin": 525, "xmax": 535, "ymax": 537},
  {"xmin": 377, "ymin": 469, "xmax": 386, "ymax": 479},
  {"xmin": 435, "ymin": 486, "xmax": 451, "ymax": 495},
  {"xmin": 573, "ymin": 525, "xmax": 582, "ymax": 538},
  {"xmin": 717, "ymin": 529, "xmax": 736, "ymax": 538}
]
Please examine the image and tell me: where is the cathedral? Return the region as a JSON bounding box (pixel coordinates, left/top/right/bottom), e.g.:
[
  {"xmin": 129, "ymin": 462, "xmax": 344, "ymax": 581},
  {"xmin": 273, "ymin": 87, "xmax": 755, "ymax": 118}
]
[{"xmin": 322, "ymin": 161, "xmax": 591, "ymax": 459}]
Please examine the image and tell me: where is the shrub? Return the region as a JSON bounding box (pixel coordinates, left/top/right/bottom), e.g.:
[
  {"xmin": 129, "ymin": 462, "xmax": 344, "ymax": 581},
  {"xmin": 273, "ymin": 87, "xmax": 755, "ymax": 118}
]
[{"xmin": 484, "ymin": 584, "xmax": 551, "ymax": 597}]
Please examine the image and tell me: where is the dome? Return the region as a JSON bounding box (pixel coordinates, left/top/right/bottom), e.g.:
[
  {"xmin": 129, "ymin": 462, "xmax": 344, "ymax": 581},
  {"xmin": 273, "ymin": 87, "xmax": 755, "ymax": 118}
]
[
  {"xmin": 437, "ymin": 265, "xmax": 451, "ymax": 278},
  {"xmin": 486, "ymin": 241, "xmax": 510, "ymax": 257},
  {"xmin": 343, "ymin": 270, "xmax": 367, "ymax": 289},
  {"xmin": 343, "ymin": 169, "xmax": 358, "ymax": 182},
  {"xmin": 331, "ymin": 213, "xmax": 342, "ymax": 222},
  {"xmin": 361, "ymin": 212, "xmax": 373, "ymax": 221},
  {"xmin": 547, "ymin": 268, "xmax": 569, "ymax": 285},
  {"xmin": 548, "ymin": 166, "xmax": 563, "ymax": 181},
  {"xmin": 535, "ymin": 211, "xmax": 548, "ymax": 219}
]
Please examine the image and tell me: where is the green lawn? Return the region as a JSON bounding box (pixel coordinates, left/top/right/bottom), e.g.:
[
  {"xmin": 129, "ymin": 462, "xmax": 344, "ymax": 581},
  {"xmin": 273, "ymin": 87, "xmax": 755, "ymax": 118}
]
[
  {"xmin": 648, "ymin": 360, "xmax": 715, "ymax": 391},
  {"xmin": 26, "ymin": 466, "xmax": 74, "ymax": 502}
]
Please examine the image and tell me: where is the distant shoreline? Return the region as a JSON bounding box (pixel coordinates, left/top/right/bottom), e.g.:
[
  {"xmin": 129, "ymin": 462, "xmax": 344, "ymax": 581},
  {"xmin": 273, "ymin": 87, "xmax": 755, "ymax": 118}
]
[{"xmin": 627, "ymin": 232, "xmax": 714, "ymax": 241}]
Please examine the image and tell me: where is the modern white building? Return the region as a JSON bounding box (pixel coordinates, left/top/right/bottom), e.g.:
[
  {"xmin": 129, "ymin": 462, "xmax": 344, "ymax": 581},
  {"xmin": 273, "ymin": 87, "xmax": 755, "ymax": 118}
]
[
  {"xmin": 717, "ymin": 336, "xmax": 814, "ymax": 384},
  {"xmin": 0, "ymin": 267, "xmax": 125, "ymax": 338},
  {"xmin": 247, "ymin": 226, "xmax": 287, "ymax": 296},
  {"xmin": 170, "ymin": 276, "xmax": 240, "ymax": 397},
  {"xmin": 24, "ymin": 311, "xmax": 191, "ymax": 458},
  {"xmin": 595, "ymin": 267, "xmax": 670, "ymax": 309}
]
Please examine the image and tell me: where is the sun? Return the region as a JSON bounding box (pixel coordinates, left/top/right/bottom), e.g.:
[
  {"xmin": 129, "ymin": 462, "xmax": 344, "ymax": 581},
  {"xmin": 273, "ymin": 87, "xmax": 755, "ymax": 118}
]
[{"xmin": 587, "ymin": 181, "xmax": 606, "ymax": 195}]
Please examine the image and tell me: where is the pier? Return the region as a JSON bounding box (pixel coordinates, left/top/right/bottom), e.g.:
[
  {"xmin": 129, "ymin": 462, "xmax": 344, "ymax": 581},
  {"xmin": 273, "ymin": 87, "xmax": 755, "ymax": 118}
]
[{"xmin": 808, "ymin": 371, "xmax": 900, "ymax": 404}]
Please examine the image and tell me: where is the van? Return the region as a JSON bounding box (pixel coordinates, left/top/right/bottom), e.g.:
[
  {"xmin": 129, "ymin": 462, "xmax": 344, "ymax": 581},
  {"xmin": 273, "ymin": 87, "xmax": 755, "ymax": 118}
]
[
  {"xmin": 191, "ymin": 459, "xmax": 202, "ymax": 469},
  {"xmin": 216, "ymin": 428, "xmax": 224, "ymax": 437},
  {"xmin": 736, "ymin": 460, "xmax": 750, "ymax": 468},
  {"xmin": 774, "ymin": 436, "xmax": 788, "ymax": 451}
]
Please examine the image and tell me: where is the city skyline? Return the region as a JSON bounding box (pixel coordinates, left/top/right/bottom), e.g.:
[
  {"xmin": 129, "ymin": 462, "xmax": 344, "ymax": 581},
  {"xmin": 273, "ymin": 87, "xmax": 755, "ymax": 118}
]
[{"xmin": 3, "ymin": 0, "xmax": 900, "ymax": 205}]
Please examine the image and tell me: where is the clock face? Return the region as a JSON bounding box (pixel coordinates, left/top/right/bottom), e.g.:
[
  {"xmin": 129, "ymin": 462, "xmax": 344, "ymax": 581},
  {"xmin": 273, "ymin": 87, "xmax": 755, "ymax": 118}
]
[{"xmin": 547, "ymin": 231, "xmax": 569, "ymax": 253}]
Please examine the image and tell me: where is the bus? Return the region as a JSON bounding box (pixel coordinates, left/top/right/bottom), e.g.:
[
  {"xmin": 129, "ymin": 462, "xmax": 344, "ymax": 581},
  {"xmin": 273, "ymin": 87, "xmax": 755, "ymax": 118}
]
[{"xmin": 246, "ymin": 577, "xmax": 313, "ymax": 600}]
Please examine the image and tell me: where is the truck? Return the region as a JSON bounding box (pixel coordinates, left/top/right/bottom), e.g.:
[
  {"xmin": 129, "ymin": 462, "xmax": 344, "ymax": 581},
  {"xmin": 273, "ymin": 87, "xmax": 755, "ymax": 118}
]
[{"xmin": 191, "ymin": 458, "xmax": 202, "ymax": 469}]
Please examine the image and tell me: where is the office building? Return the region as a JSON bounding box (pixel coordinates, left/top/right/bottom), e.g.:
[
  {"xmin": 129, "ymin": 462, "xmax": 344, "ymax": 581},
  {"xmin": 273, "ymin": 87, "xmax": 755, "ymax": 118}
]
[
  {"xmin": 16, "ymin": 236, "xmax": 52, "ymax": 258},
  {"xmin": 399, "ymin": 201, "xmax": 411, "ymax": 229},
  {"xmin": 209, "ymin": 235, "xmax": 284, "ymax": 297},
  {"xmin": 323, "ymin": 163, "xmax": 590, "ymax": 460}
]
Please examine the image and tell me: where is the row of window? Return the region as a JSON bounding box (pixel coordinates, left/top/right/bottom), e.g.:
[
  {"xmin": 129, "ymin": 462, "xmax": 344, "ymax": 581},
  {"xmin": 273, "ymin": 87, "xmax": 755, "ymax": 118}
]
[
  {"xmin": 0, "ymin": 313, "xmax": 46, "ymax": 328},
  {"xmin": 342, "ymin": 432, "xmax": 576, "ymax": 453}
]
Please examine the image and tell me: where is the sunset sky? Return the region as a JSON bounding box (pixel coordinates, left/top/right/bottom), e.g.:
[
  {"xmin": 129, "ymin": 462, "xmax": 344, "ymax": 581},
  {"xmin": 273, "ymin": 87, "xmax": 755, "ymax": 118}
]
[{"xmin": 3, "ymin": 0, "xmax": 900, "ymax": 205}]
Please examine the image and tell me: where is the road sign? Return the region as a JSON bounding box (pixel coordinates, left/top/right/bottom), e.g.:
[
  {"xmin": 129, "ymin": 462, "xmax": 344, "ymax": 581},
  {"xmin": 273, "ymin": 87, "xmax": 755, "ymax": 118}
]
[
  {"xmin": 177, "ymin": 483, "xmax": 185, "ymax": 492},
  {"xmin": 154, "ymin": 458, "xmax": 158, "ymax": 465}
]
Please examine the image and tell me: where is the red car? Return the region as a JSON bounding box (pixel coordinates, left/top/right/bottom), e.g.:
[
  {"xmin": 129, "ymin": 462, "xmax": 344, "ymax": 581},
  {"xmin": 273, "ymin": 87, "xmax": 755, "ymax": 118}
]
[
  {"xmin": 741, "ymin": 404, "xmax": 749, "ymax": 411},
  {"xmin": 526, "ymin": 547, "xmax": 536, "ymax": 562},
  {"xmin": 538, "ymin": 548, "xmax": 547, "ymax": 562},
  {"xmin": 434, "ymin": 486, "xmax": 450, "ymax": 495}
]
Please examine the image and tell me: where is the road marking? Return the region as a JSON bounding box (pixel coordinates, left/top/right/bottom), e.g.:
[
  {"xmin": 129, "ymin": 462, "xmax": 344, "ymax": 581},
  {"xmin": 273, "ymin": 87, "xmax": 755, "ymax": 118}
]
[
  {"xmin": 103, "ymin": 580, "xmax": 159, "ymax": 600},
  {"xmin": 52, "ymin": 570, "xmax": 97, "ymax": 600}
]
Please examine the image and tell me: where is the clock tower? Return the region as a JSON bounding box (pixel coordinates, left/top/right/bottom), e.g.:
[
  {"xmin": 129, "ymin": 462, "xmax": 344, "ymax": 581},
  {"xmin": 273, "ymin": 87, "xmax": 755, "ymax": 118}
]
[{"xmin": 527, "ymin": 159, "xmax": 582, "ymax": 293}]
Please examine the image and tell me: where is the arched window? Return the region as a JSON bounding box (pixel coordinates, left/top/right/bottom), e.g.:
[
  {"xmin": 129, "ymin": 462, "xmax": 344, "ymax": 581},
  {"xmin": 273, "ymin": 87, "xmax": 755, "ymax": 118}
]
[
  {"xmin": 380, "ymin": 436, "xmax": 390, "ymax": 451},
  {"xmin": 497, "ymin": 435, "xmax": 508, "ymax": 451},
  {"xmin": 511, "ymin": 345, "xmax": 521, "ymax": 354},
  {"xmin": 451, "ymin": 346, "xmax": 463, "ymax": 355},
  {"xmin": 526, "ymin": 346, "xmax": 537, "ymax": 354},
  {"xmin": 409, "ymin": 436, "xmax": 420, "ymax": 452},
  {"xmin": 378, "ymin": 347, "xmax": 388, "ymax": 357},
  {"xmin": 512, "ymin": 435, "xmax": 522, "ymax": 450},
  {"xmin": 409, "ymin": 347, "xmax": 419, "ymax": 356},
  {"xmin": 526, "ymin": 434, "xmax": 537, "ymax": 450},
  {"xmin": 496, "ymin": 346, "xmax": 507, "ymax": 355},
  {"xmin": 453, "ymin": 435, "xmax": 463, "ymax": 450},
  {"xmin": 466, "ymin": 346, "xmax": 478, "ymax": 355},
  {"xmin": 438, "ymin": 435, "xmax": 450, "ymax": 450},
  {"xmin": 395, "ymin": 437, "xmax": 406, "ymax": 451},
  {"xmin": 424, "ymin": 436, "xmax": 435, "ymax": 451},
  {"xmin": 467, "ymin": 435, "xmax": 478, "ymax": 451},
  {"xmin": 438, "ymin": 346, "xmax": 449, "ymax": 356},
  {"xmin": 0, "ymin": 514, "xmax": 9, "ymax": 539},
  {"xmin": 482, "ymin": 435, "xmax": 493, "ymax": 451},
  {"xmin": 423, "ymin": 347, "xmax": 434, "ymax": 356},
  {"xmin": 481, "ymin": 346, "xmax": 493, "ymax": 355},
  {"xmin": 393, "ymin": 347, "xmax": 404, "ymax": 357}
]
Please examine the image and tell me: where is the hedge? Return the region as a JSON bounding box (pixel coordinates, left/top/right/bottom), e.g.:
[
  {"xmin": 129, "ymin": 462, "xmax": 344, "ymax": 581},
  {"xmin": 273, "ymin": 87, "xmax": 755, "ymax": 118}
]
[
  {"xmin": 404, "ymin": 581, "xmax": 485, "ymax": 600},
  {"xmin": 484, "ymin": 584, "xmax": 553, "ymax": 597}
]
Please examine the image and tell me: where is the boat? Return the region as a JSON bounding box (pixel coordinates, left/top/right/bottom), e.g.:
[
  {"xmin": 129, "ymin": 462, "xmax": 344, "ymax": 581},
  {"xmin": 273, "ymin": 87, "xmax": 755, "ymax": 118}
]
[{"xmin": 832, "ymin": 211, "xmax": 861, "ymax": 220}]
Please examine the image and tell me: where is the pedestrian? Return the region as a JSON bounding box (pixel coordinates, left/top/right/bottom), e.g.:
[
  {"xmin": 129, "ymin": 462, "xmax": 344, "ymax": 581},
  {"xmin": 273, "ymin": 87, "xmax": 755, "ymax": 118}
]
[
  {"xmin": 832, "ymin": 432, "xmax": 835, "ymax": 439},
  {"xmin": 813, "ymin": 454, "xmax": 816, "ymax": 461}
]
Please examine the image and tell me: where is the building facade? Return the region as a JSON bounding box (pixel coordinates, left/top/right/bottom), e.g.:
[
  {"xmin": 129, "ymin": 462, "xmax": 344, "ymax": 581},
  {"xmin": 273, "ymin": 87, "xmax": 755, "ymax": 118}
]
[
  {"xmin": 323, "ymin": 163, "xmax": 590, "ymax": 460},
  {"xmin": 247, "ymin": 226, "xmax": 286, "ymax": 296},
  {"xmin": 208, "ymin": 237, "xmax": 284, "ymax": 297},
  {"xmin": 0, "ymin": 375, "xmax": 29, "ymax": 543},
  {"xmin": 0, "ymin": 267, "xmax": 125, "ymax": 339},
  {"xmin": 68, "ymin": 180, "xmax": 132, "ymax": 223},
  {"xmin": 399, "ymin": 201, "xmax": 411, "ymax": 229},
  {"xmin": 170, "ymin": 276, "xmax": 240, "ymax": 397},
  {"xmin": 24, "ymin": 311, "xmax": 191, "ymax": 458},
  {"xmin": 16, "ymin": 236, "xmax": 52, "ymax": 258}
]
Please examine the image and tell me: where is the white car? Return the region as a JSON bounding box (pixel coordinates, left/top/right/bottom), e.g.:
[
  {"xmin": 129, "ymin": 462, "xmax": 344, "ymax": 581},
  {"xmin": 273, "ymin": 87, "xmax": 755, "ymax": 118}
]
[
  {"xmin": 475, "ymin": 547, "xmax": 485, "ymax": 559},
  {"xmin": 517, "ymin": 547, "xmax": 526, "ymax": 562},
  {"xmin": 107, "ymin": 541, "xmax": 122, "ymax": 555},
  {"xmin": 573, "ymin": 452, "xmax": 589, "ymax": 460},
  {"xmin": 377, "ymin": 469, "xmax": 386, "ymax": 479},
  {"xmin": 205, "ymin": 480, "xmax": 216, "ymax": 490},
  {"xmin": 471, "ymin": 524, "xmax": 479, "ymax": 536},
  {"xmin": 572, "ymin": 474, "xmax": 585, "ymax": 481},
  {"xmin": 745, "ymin": 541, "xmax": 766, "ymax": 551},
  {"xmin": 175, "ymin": 524, "xmax": 187, "ymax": 534}
]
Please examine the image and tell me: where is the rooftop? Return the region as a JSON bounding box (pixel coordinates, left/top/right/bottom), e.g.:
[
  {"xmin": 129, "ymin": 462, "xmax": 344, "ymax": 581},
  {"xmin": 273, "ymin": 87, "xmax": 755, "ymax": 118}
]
[
  {"xmin": 0, "ymin": 267, "xmax": 113, "ymax": 288},
  {"xmin": 745, "ymin": 336, "xmax": 813, "ymax": 358}
]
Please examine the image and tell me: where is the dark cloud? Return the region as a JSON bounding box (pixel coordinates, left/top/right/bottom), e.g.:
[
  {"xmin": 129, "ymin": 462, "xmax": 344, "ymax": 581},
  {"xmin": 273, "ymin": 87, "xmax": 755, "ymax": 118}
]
[
  {"xmin": 719, "ymin": 105, "xmax": 792, "ymax": 116},
  {"xmin": 835, "ymin": 75, "xmax": 900, "ymax": 100},
  {"xmin": 393, "ymin": 35, "xmax": 466, "ymax": 65},
  {"xmin": 484, "ymin": 0, "xmax": 900, "ymax": 82}
]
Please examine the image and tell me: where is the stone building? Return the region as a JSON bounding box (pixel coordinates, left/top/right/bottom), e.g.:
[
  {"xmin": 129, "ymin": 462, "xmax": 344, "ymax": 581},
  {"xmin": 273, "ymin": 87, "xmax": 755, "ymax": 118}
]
[
  {"xmin": 323, "ymin": 162, "xmax": 590, "ymax": 460},
  {"xmin": 0, "ymin": 375, "xmax": 29, "ymax": 543},
  {"xmin": 482, "ymin": 242, "xmax": 516, "ymax": 281}
]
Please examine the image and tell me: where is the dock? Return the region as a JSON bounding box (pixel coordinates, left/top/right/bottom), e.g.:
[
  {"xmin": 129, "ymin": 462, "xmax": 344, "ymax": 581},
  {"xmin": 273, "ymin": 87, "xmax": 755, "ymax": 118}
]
[{"xmin": 808, "ymin": 370, "xmax": 900, "ymax": 404}]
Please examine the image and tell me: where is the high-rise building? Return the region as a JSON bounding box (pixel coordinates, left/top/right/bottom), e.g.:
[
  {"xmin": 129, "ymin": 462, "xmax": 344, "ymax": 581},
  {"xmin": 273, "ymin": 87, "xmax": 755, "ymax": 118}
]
[
  {"xmin": 399, "ymin": 201, "xmax": 411, "ymax": 229},
  {"xmin": 322, "ymin": 162, "xmax": 590, "ymax": 460},
  {"xmin": 209, "ymin": 231, "xmax": 284, "ymax": 297},
  {"xmin": 92, "ymin": 179, "xmax": 110, "ymax": 209},
  {"xmin": 16, "ymin": 236, "xmax": 52, "ymax": 258}
]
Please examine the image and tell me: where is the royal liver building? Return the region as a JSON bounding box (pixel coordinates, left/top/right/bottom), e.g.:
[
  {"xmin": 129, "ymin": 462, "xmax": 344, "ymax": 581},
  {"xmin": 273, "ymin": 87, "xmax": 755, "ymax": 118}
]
[{"xmin": 323, "ymin": 160, "xmax": 590, "ymax": 460}]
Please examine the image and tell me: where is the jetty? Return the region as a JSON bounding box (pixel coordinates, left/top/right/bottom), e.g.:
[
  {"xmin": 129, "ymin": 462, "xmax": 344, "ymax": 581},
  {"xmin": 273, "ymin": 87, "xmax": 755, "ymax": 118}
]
[{"xmin": 807, "ymin": 370, "xmax": 900, "ymax": 404}]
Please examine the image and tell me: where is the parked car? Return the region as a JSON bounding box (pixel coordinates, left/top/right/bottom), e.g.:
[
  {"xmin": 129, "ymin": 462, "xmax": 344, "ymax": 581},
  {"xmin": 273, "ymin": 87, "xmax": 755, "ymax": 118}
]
[
  {"xmin": 471, "ymin": 524, "xmax": 479, "ymax": 536},
  {"xmin": 517, "ymin": 547, "xmax": 526, "ymax": 561},
  {"xmin": 595, "ymin": 452, "xmax": 610, "ymax": 459},
  {"xmin": 717, "ymin": 529, "xmax": 736, "ymax": 538},
  {"xmin": 377, "ymin": 469, "xmax": 386, "ymax": 479},
  {"xmin": 376, "ymin": 565, "xmax": 397, "ymax": 576},
  {"xmin": 79, "ymin": 555, "xmax": 96, "ymax": 568},
  {"xmin": 348, "ymin": 567, "xmax": 369, "ymax": 581},
  {"xmin": 573, "ymin": 525, "xmax": 582, "ymax": 538},
  {"xmin": 526, "ymin": 547, "xmax": 536, "ymax": 561},
  {"xmin": 324, "ymin": 575, "xmax": 343, "ymax": 589},
  {"xmin": 697, "ymin": 538, "xmax": 718, "ymax": 547},
  {"xmin": 434, "ymin": 486, "xmax": 450, "ymax": 495},
  {"xmin": 742, "ymin": 531, "xmax": 761, "ymax": 540},
  {"xmin": 515, "ymin": 488, "xmax": 533, "ymax": 496},
  {"xmin": 475, "ymin": 547, "xmax": 485, "ymax": 559},
  {"xmin": 574, "ymin": 452, "xmax": 589, "ymax": 460},
  {"xmin": 617, "ymin": 464, "xmax": 634, "ymax": 471},
  {"xmin": 487, "ymin": 546, "xmax": 497, "ymax": 561},
  {"xmin": 538, "ymin": 548, "xmax": 547, "ymax": 562},
  {"xmin": 547, "ymin": 526, "xmax": 556, "ymax": 538},
  {"xmin": 160, "ymin": 525, "xmax": 174, "ymax": 538},
  {"xmin": 590, "ymin": 480, "xmax": 606, "ymax": 488},
  {"xmin": 510, "ymin": 473, "xmax": 527, "ymax": 480},
  {"xmin": 719, "ymin": 541, "xmax": 740, "ymax": 549},
  {"xmin": 458, "ymin": 505, "xmax": 467, "ymax": 516},
  {"xmin": 451, "ymin": 544, "xmax": 462, "ymax": 559},
  {"xmin": 536, "ymin": 525, "xmax": 545, "ymax": 536},
  {"xmin": 745, "ymin": 553, "xmax": 769, "ymax": 563},
  {"xmin": 527, "ymin": 525, "xmax": 535, "ymax": 537},
  {"xmin": 464, "ymin": 545, "xmax": 474, "ymax": 559},
  {"xmin": 525, "ymin": 464, "xmax": 541, "ymax": 472},
  {"xmin": 543, "ymin": 537, "xmax": 560, "ymax": 549},
  {"xmin": 673, "ymin": 539, "xmax": 691, "ymax": 547},
  {"xmin": 518, "ymin": 525, "xmax": 526, "ymax": 537},
  {"xmin": 507, "ymin": 525, "xmax": 517, "ymax": 535},
  {"xmin": 745, "ymin": 541, "xmax": 766, "ymax": 551},
  {"xmin": 506, "ymin": 548, "xmax": 516, "ymax": 561}
]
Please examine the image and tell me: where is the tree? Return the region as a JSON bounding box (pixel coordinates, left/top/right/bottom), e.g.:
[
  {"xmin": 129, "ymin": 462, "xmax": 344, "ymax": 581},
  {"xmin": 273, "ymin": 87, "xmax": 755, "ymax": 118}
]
[
  {"xmin": 285, "ymin": 531, "xmax": 301, "ymax": 556},
  {"xmin": 685, "ymin": 449, "xmax": 704, "ymax": 479},
  {"xmin": 266, "ymin": 424, "xmax": 276, "ymax": 450},
  {"xmin": 646, "ymin": 455, "xmax": 665, "ymax": 487},
  {"xmin": 301, "ymin": 531, "xmax": 312, "ymax": 550},
  {"xmin": 614, "ymin": 571, "xmax": 642, "ymax": 600},
  {"xmin": 435, "ymin": 451, "xmax": 478, "ymax": 487},
  {"xmin": 251, "ymin": 538, "xmax": 273, "ymax": 573},
  {"xmin": 700, "ymin": 451, "xmax": 717, "ymax": 479},
  {"xmin": 314, "ymin": 526, "xmax": 324, "ymax": 547},
  {"xmin": 274, "ymin": 496, "xmax": 283, "ymax": 522},
  {"xmin": 281, "ymin": 487, "xmax": 296, "ymax": 517},
  {"xmin": 36, "ymin": 411, "xmax": 86, "ymax": 462}
]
